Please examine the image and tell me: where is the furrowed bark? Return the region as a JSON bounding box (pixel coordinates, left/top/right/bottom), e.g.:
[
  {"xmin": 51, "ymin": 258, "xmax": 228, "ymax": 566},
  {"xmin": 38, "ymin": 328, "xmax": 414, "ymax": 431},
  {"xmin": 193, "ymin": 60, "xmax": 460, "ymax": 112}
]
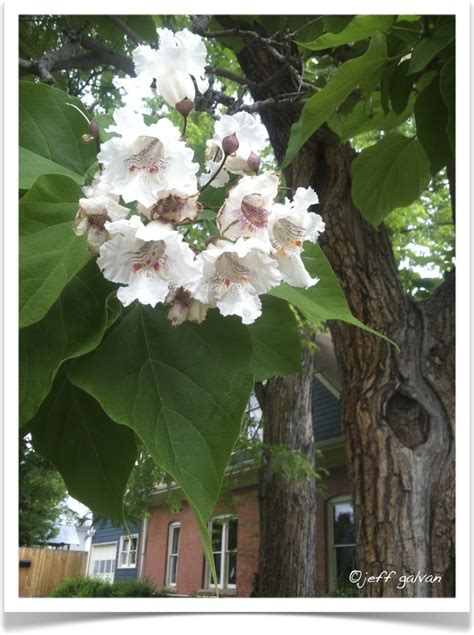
[{"xmin": 257, "ymin": 344, "xmax": 317, "ymax": 597}]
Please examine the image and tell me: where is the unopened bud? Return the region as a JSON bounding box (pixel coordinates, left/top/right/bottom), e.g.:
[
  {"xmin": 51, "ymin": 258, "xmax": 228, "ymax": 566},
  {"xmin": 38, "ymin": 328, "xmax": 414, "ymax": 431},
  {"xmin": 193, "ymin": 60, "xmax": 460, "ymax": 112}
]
[
  {"xmin": 175, "ymin": 98, "xmax": 195, "ymax": 118},
  {"xmin": 222, "ymin": 133, "xmax": 239, "ymax": 156},
  {"xmin": 247, "ymin": 152, "xmax": 261, "ymax": 173},
  {"xmin": 89, "ymin": 121, "xmax": 100, "ymax": 140}
]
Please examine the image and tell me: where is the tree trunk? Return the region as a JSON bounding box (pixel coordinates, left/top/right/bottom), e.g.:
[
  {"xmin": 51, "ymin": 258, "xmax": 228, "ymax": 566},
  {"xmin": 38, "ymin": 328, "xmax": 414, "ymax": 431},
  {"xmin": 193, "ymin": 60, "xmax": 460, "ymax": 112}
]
[
  {"xmin": 233, "ymin": 30, "xmax": 455, "ymax": 598},
  {"xmin": 257, "ymin": 344, "xmax": 317, "ymax": 597}
]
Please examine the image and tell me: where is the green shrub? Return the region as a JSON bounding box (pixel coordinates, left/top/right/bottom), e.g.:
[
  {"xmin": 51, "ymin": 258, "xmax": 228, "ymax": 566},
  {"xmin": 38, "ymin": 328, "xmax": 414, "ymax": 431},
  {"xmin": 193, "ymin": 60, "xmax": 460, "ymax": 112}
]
[{"xmin": 50, "ymin": 576, "xmax": 167, "ymax": 598}]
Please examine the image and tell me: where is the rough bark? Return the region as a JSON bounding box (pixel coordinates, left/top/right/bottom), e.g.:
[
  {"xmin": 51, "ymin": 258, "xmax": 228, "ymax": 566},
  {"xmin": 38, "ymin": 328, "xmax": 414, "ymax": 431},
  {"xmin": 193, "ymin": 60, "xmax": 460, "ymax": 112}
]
[
  {"xmin": 257, "ymin": 344, "xmax": 317, "ymax": 597},
  {"xmin": 234, "ymin": 31, "xmax": 455, "ymax": 598}
]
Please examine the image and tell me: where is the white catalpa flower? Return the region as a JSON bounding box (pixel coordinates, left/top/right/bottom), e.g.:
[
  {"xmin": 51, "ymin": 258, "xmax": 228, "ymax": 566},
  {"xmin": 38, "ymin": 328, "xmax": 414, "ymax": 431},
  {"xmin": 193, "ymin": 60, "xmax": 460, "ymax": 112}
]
[
  {"xmin": 200, "ymin": 112, "xmax": 268, "ymax": 188},
  {"xmin": 165, "ymin": 287, "xmax": 209, "ymax": 327},
  {"xmin": 74, "ymin": 176, "xmax": 129, "ymax": 251},
  {"xmin": 97, "ymin": 215, "xmax": 202, "ymax": 308},
  {"xmin": 268, "ymin": 187, "xmax": 325, "ymax": 288},
  {"xmin": 98, "ymin": 108, "xmax": 198, "ymax": 207},
  {"xmin": 191, "ymin": 238, "xmax": 282, "ymax": 325},
  {"xmin": 138, "ymin": 189, "xmax": 202, "ymax": 224},
  {"xmin": 132, "ymin": 28, "xmax": 208, "ymax": 108},
  {"xmin": 217, "ymin": 172, "xmax": 279, "ymax": 241}
]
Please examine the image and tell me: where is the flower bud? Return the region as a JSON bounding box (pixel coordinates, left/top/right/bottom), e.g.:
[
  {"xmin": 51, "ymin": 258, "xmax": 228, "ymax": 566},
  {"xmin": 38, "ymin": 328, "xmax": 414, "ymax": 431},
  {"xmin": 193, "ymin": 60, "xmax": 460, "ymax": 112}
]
[
  {"xmin": 89, "ymin": 120, "xmax": 100, "ymax": 140},
  {"xmin": 175, "ymin": 98, "xmax": 195, "ymax": 118},
  {"xmin": 247, "ymin": 152, "xmax": 261, "ymax": 173},
  {"xmin": 222, "ymin": 133, "xmax": 239, "ymax": 156}
]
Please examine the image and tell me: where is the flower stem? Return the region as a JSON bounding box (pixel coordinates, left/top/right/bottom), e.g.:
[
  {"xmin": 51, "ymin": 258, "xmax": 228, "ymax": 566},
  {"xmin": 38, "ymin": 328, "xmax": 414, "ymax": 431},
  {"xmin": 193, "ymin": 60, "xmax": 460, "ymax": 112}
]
[
  {"xmin": 200, "ymin": 156, "xmax": 227, "ymax": 192},
  {"xmin": 182, "ymin": 115, "xmax": 188, "ymax": 138}
]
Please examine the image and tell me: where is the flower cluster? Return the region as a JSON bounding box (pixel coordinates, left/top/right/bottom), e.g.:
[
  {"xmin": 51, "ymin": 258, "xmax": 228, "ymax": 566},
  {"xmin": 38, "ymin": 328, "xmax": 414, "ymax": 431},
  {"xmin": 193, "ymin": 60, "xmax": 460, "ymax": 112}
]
[{"xmin": 75, "ymin": 29, "xmax": 325, "ymax": 326}]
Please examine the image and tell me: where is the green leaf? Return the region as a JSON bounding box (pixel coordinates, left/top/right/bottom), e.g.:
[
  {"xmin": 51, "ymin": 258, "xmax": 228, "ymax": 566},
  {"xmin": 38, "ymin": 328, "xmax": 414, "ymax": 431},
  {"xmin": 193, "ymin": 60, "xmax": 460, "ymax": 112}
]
[
  {"xmin": 19, "ymin": 174, "xmax": 85, "ymax": 235},
  {"xmin": 19, "ymin": 175, "xmax": 91, "ymax": 328},
  {"xmin": 19, "ymin": 82, "xmax": 97, "ymax": 189},
  {"xmin": 270, "ymin": 243, "xmax": 397, "ymax": 347},
  {"xmin": 281, "ymin": 32, "xmax": 387, "ymax": 168},
  {"xmin": 389, "ymin": 59, "xmax": 414, "ymax": 114},
  {"xmin": 440, "ymin": 58, "xmax": 455, "ymax": 152},
  {"xmin": 351, "ymin": 133, "xmax": 431, "ymax": 227},
  {"xmin": 29, "ymin": 367, "xmax": 137, "ymax": 521},
  {"xmin": 408, "ymin": 20, "xmax": 455, "ymax": 74},
  {"xmin": 414, "ymin": 75, "xmax": 453, "ymax": 174},
  {"xmin": 247, "ymin": 296, "xmax": 302, "ymax": 381},
  {"xmin": 297, "ymin": 15, "xmax": 394, "ymax": 51},
  {"xmin": 328, "ymin": 91, "xmax": 414, "ymax": 141},
  {"xmin": 19, "ymin": 260, "xmax": 118, "ymax": 427},
  {"xmin": 69, "ymin": 305, "xmax": 254, "ymax": 525},
  {"xmin": 19, "ymin": 148, "xmax": 85, "ymax": 190}
]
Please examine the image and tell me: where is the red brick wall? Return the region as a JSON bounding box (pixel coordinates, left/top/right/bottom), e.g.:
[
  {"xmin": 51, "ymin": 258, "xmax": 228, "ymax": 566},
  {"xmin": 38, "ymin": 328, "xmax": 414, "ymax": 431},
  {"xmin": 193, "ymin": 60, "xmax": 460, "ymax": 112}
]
[
  {"xmin": 143, "ymin": 486, "xmax": 260, "ymax": 597},
  {"xmin": 143, "ymin": 468, "xmax": 351, "ymax": 597}
]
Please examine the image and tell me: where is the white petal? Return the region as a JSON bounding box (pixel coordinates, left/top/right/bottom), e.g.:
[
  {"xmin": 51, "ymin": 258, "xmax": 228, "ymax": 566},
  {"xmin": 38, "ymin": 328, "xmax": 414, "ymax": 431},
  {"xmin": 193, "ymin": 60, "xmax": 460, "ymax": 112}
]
[
  {"xmin": 117, "ymin": 271, "xmax": 170, "ymax": 307},
  {"xmin": 216, "ymin": 287, "xmax": 262, "ymax": 325},
  {"xmin": 276, "ymin": 252, "xmax": 319, "ymax": 288}
]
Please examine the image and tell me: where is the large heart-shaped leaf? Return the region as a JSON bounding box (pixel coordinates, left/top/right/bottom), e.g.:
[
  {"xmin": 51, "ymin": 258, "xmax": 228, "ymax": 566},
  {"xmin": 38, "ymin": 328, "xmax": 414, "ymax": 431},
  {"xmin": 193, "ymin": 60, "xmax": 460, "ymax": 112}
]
[
  {"xmin": 29, "ymin": 367, "xmax": 137, "ymax": 521},
  {"xmin": 69, "ymin": 306, "xmax": 254, "ymax": 523},
  {"xmin": 19, "ymin": 82, "xmax": 97, "ymax": 189},
  {"xmin": 270, "ymin": 243, "xmax": 398, "ymax": 347},
  {"xmin": 281, "ymin": 32, "xmax": 387, "ymax": 168},
  {"xmin": 20, "ymin": 260, "xmax": 119, "ymax": 427},
  {"xmin": 351, "ymin": 133, "xmax": 431, "ymax": 227},
  {"xmin": 19, "ymin": 175, "xmax": 91, "ymax": 328}
]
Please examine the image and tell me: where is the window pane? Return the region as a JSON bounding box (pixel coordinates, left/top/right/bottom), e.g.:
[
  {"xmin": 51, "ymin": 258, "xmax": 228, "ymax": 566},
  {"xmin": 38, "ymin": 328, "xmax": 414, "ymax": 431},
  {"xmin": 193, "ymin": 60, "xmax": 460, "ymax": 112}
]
[
  {"xmin": 333, "ymin": 503, "xmax": 355, "ymax": 545},
  {"xmin": 171, "ymin": 526, "xmax": 180, "ymax": 555},
  {"xmin": 122, "ymin": 538, "xmax": 130, "ymax": 551},
  {"xmin": 99, "ymin": 560, "xmax": 105, "ymax": 574},
  {"xmin": 227, "ymin": 551, "xmax": 237, "ymax": 586},
  {"xmin": 120, "ymin": 551, "xmax": 128, "ymax": 566},
  {"xmin": 335, "ymin": 546, "xmax": 356, "ymax": 581},
  {"xmin": 169, "ymin": 555, "xmax": 178, "ymax": 585},
  {"xmin": 105, "ymin": 560, "xmax": 111, "ymax": 573},
  {"xmin": 93, "ymin": 561, "xmax": 99, "ymax": 574},
  {"xmin": 213, "ymin": 553, "xmax": 222, "ymax": 585},
  {"xmin": 227, "ymin": 519, "xmax": 238, "ymax": 552},
  {"xmin": 129, "ymin": 551, "xmax": 136, "ymax": 566},
  {"xmin": 211, "ymin": 523, "xmax": 223, "ymax": 552},
  {"xmin": 131, "ymin": 537, "xmax": 138, "ymax": 551}
]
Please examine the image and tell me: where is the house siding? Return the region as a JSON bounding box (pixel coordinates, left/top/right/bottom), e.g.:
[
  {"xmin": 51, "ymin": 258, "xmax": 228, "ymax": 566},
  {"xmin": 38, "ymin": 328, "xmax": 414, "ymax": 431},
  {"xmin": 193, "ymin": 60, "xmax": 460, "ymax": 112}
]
[
  {"xmin": 312, "ymin": 377, "xmax": 342, "ymax": 442},
  {"xmin": 91, "ymin": 520, "xmax": 141, "ymax": 582}
]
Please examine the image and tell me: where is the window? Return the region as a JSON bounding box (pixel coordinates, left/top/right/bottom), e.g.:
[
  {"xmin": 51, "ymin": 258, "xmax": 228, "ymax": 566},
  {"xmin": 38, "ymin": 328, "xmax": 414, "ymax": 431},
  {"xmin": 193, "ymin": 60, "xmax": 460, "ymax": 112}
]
[
  {"xmin": 118, "ymin": 534, "xmax": 138, "ymax": 568},
  {"xmin": 206, "ymin": 517, "xmax": 238, "ymax": 589},
  {"xmin": 166, "ymin": 523, "xmax": 181, "ymax": 587},
  {"xmin": 327, "ymin": 496, "xmax": 356, "ymax": 592}
]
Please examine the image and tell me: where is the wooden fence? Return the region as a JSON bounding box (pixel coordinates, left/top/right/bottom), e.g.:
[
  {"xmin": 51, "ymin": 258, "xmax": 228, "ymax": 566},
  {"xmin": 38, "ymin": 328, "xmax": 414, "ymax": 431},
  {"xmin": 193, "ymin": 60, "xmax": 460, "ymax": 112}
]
[{"xmin": 19, "ymin": 547, "xmax": 88, "ymax": 597}]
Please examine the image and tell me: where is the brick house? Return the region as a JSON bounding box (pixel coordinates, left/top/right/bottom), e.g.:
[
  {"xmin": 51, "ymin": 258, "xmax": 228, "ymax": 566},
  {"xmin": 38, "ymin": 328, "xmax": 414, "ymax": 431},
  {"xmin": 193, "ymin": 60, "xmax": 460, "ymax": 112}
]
[{"xmin": 139, "ymin": 333, "xmax": 355, "ymax": 597}]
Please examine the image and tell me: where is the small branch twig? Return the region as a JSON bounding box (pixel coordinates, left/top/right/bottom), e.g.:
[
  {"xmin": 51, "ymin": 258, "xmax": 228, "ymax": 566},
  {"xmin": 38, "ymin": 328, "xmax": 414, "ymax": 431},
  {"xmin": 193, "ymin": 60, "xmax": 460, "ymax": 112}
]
[{"xmin": 109, "ymin": 16, "xmax": 142, "ymax": 45}]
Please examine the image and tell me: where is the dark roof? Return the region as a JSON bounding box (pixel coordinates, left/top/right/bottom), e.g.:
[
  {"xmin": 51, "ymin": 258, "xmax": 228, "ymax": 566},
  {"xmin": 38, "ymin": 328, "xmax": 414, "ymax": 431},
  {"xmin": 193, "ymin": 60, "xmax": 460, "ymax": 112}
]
[{"xmin": 312, "ymin": 377, "xmax": 342, "ymax": 442}]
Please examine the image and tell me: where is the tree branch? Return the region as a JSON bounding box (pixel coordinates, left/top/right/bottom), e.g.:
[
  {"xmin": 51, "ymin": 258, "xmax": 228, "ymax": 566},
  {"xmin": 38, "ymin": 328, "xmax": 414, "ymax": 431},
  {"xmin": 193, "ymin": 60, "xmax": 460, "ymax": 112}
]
[
  {"xmin": 19, "ymin": 32, "xmax": 135, "ymax": 84},
  {"xmin": 108, "ymin": 16, "xmax": 142, "ymax": 45}
]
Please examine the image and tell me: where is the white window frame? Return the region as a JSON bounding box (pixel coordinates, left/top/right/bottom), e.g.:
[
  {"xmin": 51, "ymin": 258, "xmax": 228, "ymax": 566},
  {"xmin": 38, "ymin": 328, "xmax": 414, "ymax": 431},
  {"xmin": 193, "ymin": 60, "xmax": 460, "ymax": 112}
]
[
  {"xmin": 165, "ymin": 522, "xmax": 181, "ymax": 587},
  {"xmin": 206, "ymin": 516, "xmax": 238, "ymax": 590},
  {"xmin": 327, "ymin": 495, "xmax": 356, "ymax": 592},
  {"xmin": 118, "ymin": 534, "xmax": 139, "ymax": 569}
]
